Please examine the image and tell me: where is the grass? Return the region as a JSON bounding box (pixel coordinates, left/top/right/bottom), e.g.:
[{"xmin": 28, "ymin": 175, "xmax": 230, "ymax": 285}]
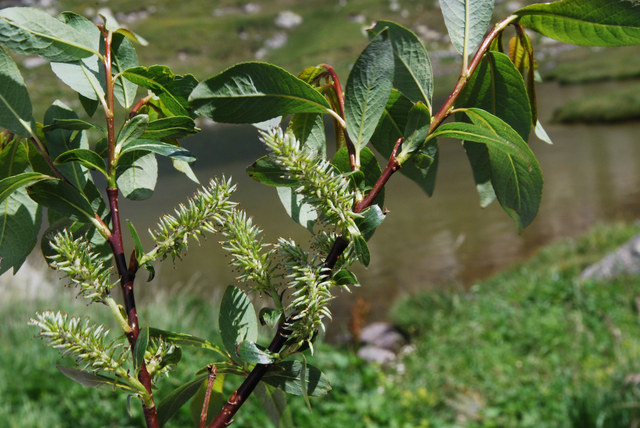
[{"xmin": 4, "ymin": 221, "xmax": 640, "ymax": 426}]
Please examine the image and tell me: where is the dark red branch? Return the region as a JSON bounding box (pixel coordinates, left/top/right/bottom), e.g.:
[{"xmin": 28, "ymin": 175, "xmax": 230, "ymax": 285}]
[
  {"xmin": 354, "ymin": 137, "xmax": 403, "ymax": 213},
  {"xmin": 200, "ymin": 365, "xmax": 218, "ymax": 428}
]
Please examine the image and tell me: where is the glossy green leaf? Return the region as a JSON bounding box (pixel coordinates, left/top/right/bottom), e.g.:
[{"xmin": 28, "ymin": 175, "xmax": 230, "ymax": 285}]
[
  {"xmin": 141, "ymin": 116, "xmax": 198, "ymax": 140},
  {"xmin": 333, "ymin": 269, "xmax": 359, "ymax": 287},
  {"xmin": 439, "ymin": 0, "xmax": 495, "ymax": 58},
  {"xmin": 370, "ymin": 90, "xmax": 439, "ymax": 196},
  {"xmin": 516, "ymin": 0, "xmax": 640, "ymax": 46},
  {"xmin": 120, "ymin": 139, "xmax": 195, "ymax": 162},
  {"xmin": 54, "ymin": 149, "xmax": 107, "ymax": 176},
  {"xmin": 123, "ymin": 65, "xmax": 197, "ymax": 117},
  {"xmin": 353, "ymin": 234, "xmax": 371, "ymax": 267},
  {"xmin": 190, "ymin": 62, "xmax": 332, "ymax": 123},
  {"xmin": 368, "ymin": 20, "xmax": 433, "ymax": 111},
  {"xmin": 457, "ymin": 51, "xmax": 532, "ymax": 207},
  {"xmin": 50, "ymin": 12, "xmax": 104, "ymax": 102},
  {"xmin": 27, "ymin": 178, "xmax": 96, "ymax": 223},
  {"xmin": 43, "ymin": 101, "xmax": 91, "ymax": 189},
  {"xmin": 0, "ymin": 141, "xmax": 42, "ymax": 275},
  {"xmin": 134, "ymin": 326, "xmax": 149, "ymax": 374},
  {"xmin": 111, "ymin": 33, "xmax": 138, "ymax": 108},
  {"xmin": 431, "ymin": 108, "xmax": 542, "ymax": 230},
  {"xmin": 115, "ymin": 114, "xmax": 149, "ymax": 154},
  {"xmin": 237, "ymin": 341, "xmax": 277, "ymax": 365},
  {"xmin": 44, "ymin": 118, "xmax": 102, "ymax": 131},
  {"xmin": 398, "ymin": 101, "xmax": 431, "ymax": 162},
  {"xmin": 149, "ymin": 328, "xmax": 227, "ymax": 359},
  {"xmin": 157, "ymin": 374, "xmax": 208, "ymax": 426},
  {"xmin": 0, "ymin": 7, "xmax": 97, "ymax": 62},
  {"xmin": 172, "ymin": 159, "xmax": 200, "ymax": 184},
  {"xmin": 57, "ymin": 366, "xmax": 135, "ymax": 391},
  {"xmin": 247, "ymin": 157, "xmax": 298, "ymax": 187},
  {"xmin": 127, "ymin": 220, "xmax": 145, "ymax": 266},
  {"xmin": 345, "ymin": 29, "xmax": 394, "ymax": 157},
  {"xmin": 116, "ymin": 151, "xmax": 158, "ymax": 200},
  {"xmin": 0, "ymin": 46, "xmax": 34, "ymax": 137},
  {"xmin": 356, "ymin": 205, "xmax": 385, "ymax": 241},
  {"xmin": 263, "ymin": 361, "xmax": 331, "ymax": 397},
  {"xmin": 219, "ymin": 285, "xmax": 259, "ymax": 361}
]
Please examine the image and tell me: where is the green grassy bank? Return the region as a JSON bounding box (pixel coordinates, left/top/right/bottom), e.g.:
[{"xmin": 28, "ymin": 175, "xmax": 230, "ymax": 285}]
[{"xmin": 3, "ymin": 221, "xmax": 640, "ymax": 427}]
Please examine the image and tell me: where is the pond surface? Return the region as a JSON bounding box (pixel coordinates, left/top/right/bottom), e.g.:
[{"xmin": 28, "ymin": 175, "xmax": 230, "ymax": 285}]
[{"xmin": 122, "ymin": 80, "xmax": 640, "ymax": 333}]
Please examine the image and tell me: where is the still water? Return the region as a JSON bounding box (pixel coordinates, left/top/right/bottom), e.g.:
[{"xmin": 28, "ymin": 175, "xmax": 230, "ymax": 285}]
[{"xmin": 123, "ymin": 80, "xmax": 640, "ymax": 331}]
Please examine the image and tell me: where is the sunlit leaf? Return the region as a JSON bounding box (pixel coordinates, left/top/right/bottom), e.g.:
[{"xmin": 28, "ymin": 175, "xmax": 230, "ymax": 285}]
[{"xmin": 439, "ymin": 0, "xmax": 495, "ymax": 58}]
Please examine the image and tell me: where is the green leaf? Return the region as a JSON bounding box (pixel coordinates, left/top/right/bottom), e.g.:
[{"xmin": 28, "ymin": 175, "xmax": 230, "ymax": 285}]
[
  {"xmin": 116, "ymin": 151, "xmax": 158, "ymax": 200},
  {"xmin": 219, "ymin": 285, "xmax": 259, "ymax": 361},
  {"xmin": 134, "ymin": 326, "xmax": 149, "ymax": 374},
  {"xmin": 57, "ymin": 366, "xmax": 135, "ymax": 391},
  {"xmin": 0, "ymin": 141, "xmax": 42, "ymax": 275},
  {"xmin": 516, "ymin": 0, "xmax": 640, "ymax": 46},
  {"xmin": 172, "ymin": 159, "xmax": 200, "ymax": 184},
  {"xmin": 431, "ymin": 108, "xmax": 543, "ymax": 230},
  {"xmin": 368, "ymin": 20, "xmax": 434, "ymax": 111},
  {"xmin": 236, "ymin": 341, "xmax": 277, "ymax": 365},
  {"xmin": 115, "ymin": 114, "xmax": 149, "ymax": 154},
  {"xmin": 27, "ymin": 178, "xmax": 96, "ymax": 223},
  {"xmin": 439, "ymin": 0, "xmax": 495, "ymax": 58},
  {"xmin": 0, "ymin": 7, "xmax": 97, "ymax": 62},
  {"xmin": 356, "ymin": 205, "xmax": 385, "ymax": 241},
  {"xmin": 44, "ymin": 118, "xmax": 102, "ymax": 131},
  {"xmin": 50, "ymin": 12, "xmax": 104, "ymax": 102},
  {"xmin": 276, "ymin": 186, "xmax": 318, "ymax": 233},
  {"xmin": 287, "ymin": 113, "xmax": 326, "ymax": 158},
  {"xmin": 54, "ymin": 148, "xmax": 107, "ymax": 176},
  {"xmin": 0, "ymin": 46, "xmax": 34, "ymax": 137},
  {"xmin": 111, "ymin": 33, "xmax": 138, "ymax": 108},
  {"xmin": 263, "ymin": 361, "xmax": 332, "ymax": 397},
  {"xmin": 190, "ymin": 62, "xmax": 333, "ymax": 123},
  {"xmin": 120, "ymin": 139, "xmax": 195, "ymax": 162},
  {"xmin": 333, "ymin": 147, "xmax": 384, "ymax": 206},
  {"xmin": 353, "ymin": 234, "xmax": 371, "ymax": 267},
  {"xmin": 344, "ymin": 29, "xmax": 394, "ymax": 157},
  {"xmin": 457, "ymin": 51, "xmax": 532, "ymax": 207},
  {"xmin": 255, "ymin": 383, "xmax": 294, "ymax": 428},
  {"xmin": 43, "ymin": 101, "xmax": 91, "ymax": 189},
  {"xmin": 123, "ymin": 65, "xmax": 198, "ymax": 117},
  {"xmin": 127, "ymin": 220, "xmax": 144, "ymax": 259},
  {"xmin": 141, "ymin": 116, "xmax": 198, "ymax": 140},
  {"xmin": 333, "ymin": 269, "xmax": 359, "ymax": 288},
  {"xmin": 190, "ymin": 374, "xmax": 226, "ymax": 427},
  {"xmin": 247, "ymin": 157, "xmax": 298, "ymax": 187},
  {"xmin": 157, "ymin": 374, "xmax": 208, "ymax": 426},
  {"xmin": 259, "ymin": 308, "xmax": 283, "ymax": 329},
  {"xmin": 149, "ymin": 328, "xmax": 228, "ymax": 360},
  {"xmin": 398, "ymin": 101, "xmax": 431, "ymax": 162}
]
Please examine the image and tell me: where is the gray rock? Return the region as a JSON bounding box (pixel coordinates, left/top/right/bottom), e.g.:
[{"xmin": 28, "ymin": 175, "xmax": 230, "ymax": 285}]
[
  {"xmin": 581, "ymin": 233, "xmax": 640, "ymax": 280},
  {"xmin": 359, "ymin": 322, "xmax": 405, "ymax": 352},
  {"xmin": 357, "ymin": 345, "xmax": 396, "ymax": 364}
]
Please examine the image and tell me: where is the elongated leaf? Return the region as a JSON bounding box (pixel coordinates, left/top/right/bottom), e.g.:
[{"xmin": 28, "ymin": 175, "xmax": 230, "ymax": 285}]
[
  {"xmin": 123, "ymin": 65, "xmax": 198, "ymax": 117},
  {"xmin": 247, "ymin": 157, "xmax": 298, "ymax": 187},
  {"xmin": 287, "ymin": 113, "xmax": 326, "ymax": 157},
  {"xmin": 398, "ymin": 101, "xmax": 431, "ymax": 162},
  {"xmin": 431, "ymin": 108, "xmax": 542, "ymax": 230},
  {"xmin": 111, "ymin": 33, "xmax": 138, "ymax": 108},
  {"xmin": 355, "ymin": 205, "xmax": 385, "ymax": 241},
  {"xmin": 50, "ymin": 12, "xmax": 105, "ymax": 101},
  {"xmin": 149, "ymin": 328, "xmax": 228, "ymax": 359},
  {"xmin": 276, "ymin": 186, "xmax": 318, "ymax": 233},
  {"xmin": 219, "ymin": 286, "xmax": 259, "ymax": 361},
  {"xmin": 368, "ymin": 20, "xmax": 433, "ymax": 111},
  {"xmin": 516, "ymin": 0, "xmax": 640, "ymax": 46},
  {"xmin": 439, "ymin": 0, "xmax": 495, "ymax": 57},
  {"xmin": 333, "ymin": 146, "xmax": 384, "ymax": 206},
  {"xmin": 263, "ymin": 361, "xmax": 331, "ymax": 397},
  {"xmin": 190, "ymin": 62, "xmax": 332, "ymax": 123},
  {"xmin": 345, "ymin": 30, "xmax": 394, "ymax": 157},
  {"xmin": 333, "ymin": 269, "xmax": 359, "ymax": 287},
  {"xmin": 353, "ymin": 234, "xmax": 371, "ymax": 267},
  {"xmin": 116, "ymin": 151, "xmax": 157, "ymax": 200},
  {"xmin": 44, "ymin": 118, "xmax": 102, "ymax": 131},
  {"xmin": 457, "ymin": 51, "xmax": 532, "ymax": 207},
  {"xmin": 57, "ymin": 366, "xmax": 134, "ymax": 390},
  {"xmin": 54, "ymin": 149, "xmax": 107, "ymax": 176},
  {"xmin": 134, "ymin": 326, "xmax": 149, "ymax": 374},
  {"xmin": 115, "ymin": 114, "xmax": 149, "ymax": 153},
  {"xmin": 0, "ymin": 46, "xmax": 34, "ymax": 136},
  {"xmin": 43, "ymin": 101, "xmax": 91, "ymax": 189},
  {"xmin": 237, "ymin": 341, "xmax": 277, "ymax": 365},
  {"xmin": 255, "ymin": 383, "xmax": 294, "ymax": 428},
  {"xmin": 142, "ymin": 116, "xmax": 198, "ymax": 140},
  {"xmin": 27, "ymin": 178, "xmax": 96, "ymax": 223},
  {"xmin": 120, "ymin": 139, "xmax": 195, "ymax": 162},
  {"xmin": 157, "ymin": 374, "xmax": 208, "ymax": 426},
  {"xmin": 0, "ymin": 141, "xmax": 42, "ymax": 275},
  {"xmin": 0, "ymin": 7, "xmax": 97, "ymax": 62}
]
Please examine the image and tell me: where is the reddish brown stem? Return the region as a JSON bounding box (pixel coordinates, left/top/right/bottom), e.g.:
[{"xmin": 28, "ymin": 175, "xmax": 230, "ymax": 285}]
[
  {"xmin": 129, "ymin": 94, "xmax": 154, "ymax": 119},
  {"xmin": 200, "ymin": 365, "xmax": 218, "ymax": 428},
  {"xmin": 354, "ymin": 137, "xmax": 403, "ymax": 213}
]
